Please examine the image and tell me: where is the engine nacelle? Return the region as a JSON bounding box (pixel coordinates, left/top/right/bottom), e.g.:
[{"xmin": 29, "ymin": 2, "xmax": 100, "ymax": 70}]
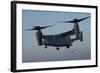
[
  {"xmin": 36, "ymin": 30, "xmax": 43, "ymax": 46},
  {"xmin": 73, "ymin": 23, "xmax": 80, "ymax": 39}
]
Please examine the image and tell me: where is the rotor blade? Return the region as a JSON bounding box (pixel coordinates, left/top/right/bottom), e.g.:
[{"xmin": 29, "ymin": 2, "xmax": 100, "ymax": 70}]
[
  {"xmin": 24, "ymin": 29, "xmax": 35, "ymax": 31},
  {"xmin": 57, "ymin": 20, "xmax": 74, "ymax": 23},
  {"xmin": 57, "ymin": 16, "xmax": 90, "ymax": 23},
  {"xmin": 40, "ymin": 25, "xmax": 54, "ymax": 29},
  {"xmin": 77, "ymin": 16, "xmax": 90, "ymax": 22},
  {"xmin": 25, "ymin": 25, "xmax": 54, "ymax": 31}
]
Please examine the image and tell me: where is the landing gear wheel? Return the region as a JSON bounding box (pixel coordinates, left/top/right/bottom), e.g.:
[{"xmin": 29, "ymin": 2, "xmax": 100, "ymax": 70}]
[
  {"xmin": 66, "ymin": 46, "xmax": 69, "ymax": 48},
  {"xmin": 56, "ymin": 47, "xmax": 59, "ymax": 50},
  {"xmin": 45, "ymin": 46, "xmax": 47, "ymax": 48}
]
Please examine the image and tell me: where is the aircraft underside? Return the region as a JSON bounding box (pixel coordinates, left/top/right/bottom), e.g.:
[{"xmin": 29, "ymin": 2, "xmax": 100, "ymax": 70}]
[
  {"xmin": 42, "ymin": 31, "xmax": 83, "ymax": 50},
  {"xmin": 42, "ymin": 35, "xmax": 74, "ymax": 50}
]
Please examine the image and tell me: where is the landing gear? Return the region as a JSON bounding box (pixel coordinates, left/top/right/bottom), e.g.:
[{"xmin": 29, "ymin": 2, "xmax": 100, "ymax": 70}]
[
  {"xmin": 45, "ymin": 46, "xmax": 47, "ymax": 48},
  {"xmin": 66, "ymin": 46, "xmax": 70, "ymax": 48},
  {"xmin": 56, "ymin": 47, "xmax": 59, "ymax": 50}
]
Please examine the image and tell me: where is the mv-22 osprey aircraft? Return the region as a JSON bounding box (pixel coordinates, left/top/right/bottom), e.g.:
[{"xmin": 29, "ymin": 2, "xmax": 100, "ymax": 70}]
[{"xmin": 26, "ymin": 16, "xmax": 90, "ymax": 50}]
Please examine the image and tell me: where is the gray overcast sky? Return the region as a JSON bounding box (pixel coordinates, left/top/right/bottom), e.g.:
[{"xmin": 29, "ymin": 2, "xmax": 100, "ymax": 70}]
[{"xmin": 22, "ymin": 10, "xmax": 91, "ymax": 63}]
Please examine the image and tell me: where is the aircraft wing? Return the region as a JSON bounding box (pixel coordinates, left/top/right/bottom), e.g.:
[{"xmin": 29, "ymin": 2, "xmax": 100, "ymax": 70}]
[{"xmin": 59, "ymin": 29, "xmax": 75, "ymax": 37}]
